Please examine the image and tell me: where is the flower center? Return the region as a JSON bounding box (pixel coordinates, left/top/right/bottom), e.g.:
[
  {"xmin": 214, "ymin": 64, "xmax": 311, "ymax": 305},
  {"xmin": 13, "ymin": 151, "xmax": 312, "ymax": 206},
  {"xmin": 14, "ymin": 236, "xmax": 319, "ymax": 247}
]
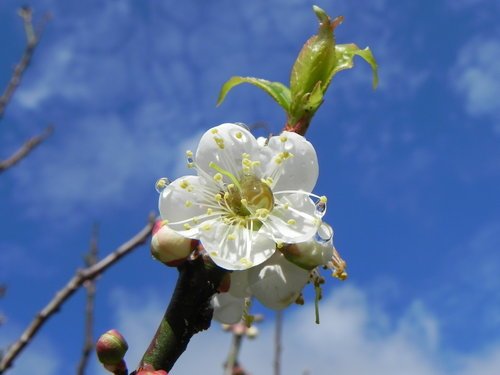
[{"xmin": 210, "ymin": 162, "xmax": 274, "ymax": 222}]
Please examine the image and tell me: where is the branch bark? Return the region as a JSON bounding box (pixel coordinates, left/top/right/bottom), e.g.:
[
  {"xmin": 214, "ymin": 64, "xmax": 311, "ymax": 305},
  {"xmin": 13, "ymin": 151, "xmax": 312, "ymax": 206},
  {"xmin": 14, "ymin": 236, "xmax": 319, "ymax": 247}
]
[
  {"xmin": 0, "ymin": 7, "xmax": 48, "ymax": 119},
  {"xmin": 134, "ymin": 256, "xmax": 227, "ymax": 373},
  {"xmin": 0, "ymin": 125, "xmax": 53, "ymax": 174},
  {"xmin": 76, "ymin": 224, "xmax": 99, "ymax": 375},
  {"xmin": 0, "ymin": 217, "xmax": 154, "ymax": 374}
]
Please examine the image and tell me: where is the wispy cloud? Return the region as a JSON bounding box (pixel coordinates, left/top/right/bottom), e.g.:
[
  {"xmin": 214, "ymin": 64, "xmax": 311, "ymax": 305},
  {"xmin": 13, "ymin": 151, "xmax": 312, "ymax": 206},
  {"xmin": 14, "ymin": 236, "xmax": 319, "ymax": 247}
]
[
  {"xmin": 96, "ymin": 284, "xmax": 500, "ymax": 375},
  {"xmin": 452, "ymin": 37, "xmax": 500, "ymax": 131},
  {"xmin": 0, "ymin": 327, "xmax": 60, "ymax": 375}
]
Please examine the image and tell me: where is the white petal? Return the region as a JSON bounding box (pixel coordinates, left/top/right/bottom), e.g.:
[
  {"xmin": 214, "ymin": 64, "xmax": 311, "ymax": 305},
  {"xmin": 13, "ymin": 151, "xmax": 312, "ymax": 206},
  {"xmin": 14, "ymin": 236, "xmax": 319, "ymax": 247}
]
[
  {"xmin": 228, "ymin": 270, "xmax": 251, "ymax": 298},
  {"xmin": 158, "ymin": 175, "xmax": 218, "ymax": 238},
  {"xmin": 248, "ymin": 251, "xmax": 309, "ymax": 310},
  {"xmin": 195, "ymin": 123, "xmax": 260, "ymax": 182},
  {"xmin": 211, "ymin": 293, "xmax": 245, "ymax": 324},
  {"xmin": 200, "ymin": 222, "xmax": 276, "ymax": 271},
  {"xmin": 264, "ymin": 191, "xmax": 319, "ymax": 243},
  {"xmin": 263, "ymin": 131, "xmax": 318, "ymax": 192}
]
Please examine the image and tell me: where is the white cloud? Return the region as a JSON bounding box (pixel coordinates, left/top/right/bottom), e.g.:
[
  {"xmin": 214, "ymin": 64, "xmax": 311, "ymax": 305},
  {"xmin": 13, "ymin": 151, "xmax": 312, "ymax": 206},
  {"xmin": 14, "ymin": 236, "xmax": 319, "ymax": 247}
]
[
  {"xmin": 453, "ymin": 38, "xmax": 500, "ymax": 127},
  {"xmin": 96, "ymin": 284, "xmax": 500, "ymax": 375},
  {"xmin": 0, "ymin": 328, "xmax": 60, "ymax": 375}
]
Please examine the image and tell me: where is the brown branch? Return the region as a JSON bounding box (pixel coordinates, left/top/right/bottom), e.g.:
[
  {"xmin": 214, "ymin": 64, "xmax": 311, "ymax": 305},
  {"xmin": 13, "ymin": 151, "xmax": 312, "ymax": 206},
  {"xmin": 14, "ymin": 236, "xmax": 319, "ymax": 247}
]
[
  {"xmin": 134, "ymin": 256, "xmax": 227, "ymax": 373},
  {"xmin": 76, "ymin": 223, "xmax": 99, "ymax": 375},
  {"xmin": 0, "ymin": 7, "xmax": 49, "ymax": 119},
  {"xmin": 0, "ymin": 125, "xmax": 53, "ymax": 174},
  {"xmin": 274, "ymin": 310, "xmax": 283, "ymax": 375},
  {"xmin": 0, "ymin": 216, "xmax": 155, "ymax": 374}
]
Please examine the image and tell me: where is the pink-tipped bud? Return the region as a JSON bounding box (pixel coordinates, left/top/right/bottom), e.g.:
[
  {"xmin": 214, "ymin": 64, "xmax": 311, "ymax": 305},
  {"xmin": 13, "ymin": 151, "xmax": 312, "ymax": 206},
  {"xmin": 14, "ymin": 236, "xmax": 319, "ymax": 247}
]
[
  {"xmin": 151, "ymin": 222, "xmax": 196, "ymax": 266},
  {"xmin": 96, "ymin": 329, "xmax": 128, "ymax": 365}
]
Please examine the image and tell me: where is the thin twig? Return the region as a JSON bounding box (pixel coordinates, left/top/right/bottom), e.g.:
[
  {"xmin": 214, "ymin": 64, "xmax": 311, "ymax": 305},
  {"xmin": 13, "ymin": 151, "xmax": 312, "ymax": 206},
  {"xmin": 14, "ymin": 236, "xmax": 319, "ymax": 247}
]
[
  {"xmin": 0, "ymin": 7, "xmax": 49, "ymax": 119},
  {"xmin": 76, "ymin": 223, "xmax": 99, "ymax": 375},
  {"xmin": 0, "ymin": 125, "xmax": 53, "ymax": 174},
  {"xmin": 224, "ymin": 333, "xmax": 243, "ymax": 375},
  {"xmin": 0, "ymin": 217, "xmax": 155, "ymax": 374},
  {"xmin": 274, "ymin": 310, "xmax": 283, "ymax": 375}
]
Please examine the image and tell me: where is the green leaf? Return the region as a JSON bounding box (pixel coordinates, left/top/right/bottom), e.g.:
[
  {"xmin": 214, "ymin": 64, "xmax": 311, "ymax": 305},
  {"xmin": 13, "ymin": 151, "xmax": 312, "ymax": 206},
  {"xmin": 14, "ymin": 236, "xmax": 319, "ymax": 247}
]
[
  {"xmin": 216, "ymin": 76, "xmax": 291, "ymax": 112},
  {"xmin": 330, "ymin": 43, "xmax": 379, "ymax": 89},
  {"xmin": 289, "ymin": 6, "xmax": 339, "ymax": 101}
]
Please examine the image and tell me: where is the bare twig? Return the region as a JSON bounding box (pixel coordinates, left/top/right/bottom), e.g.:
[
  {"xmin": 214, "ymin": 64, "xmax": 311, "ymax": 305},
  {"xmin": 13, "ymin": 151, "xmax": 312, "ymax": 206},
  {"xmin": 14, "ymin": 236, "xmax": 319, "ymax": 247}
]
[
  {"xmin": 0, "ymin": 125, "xmax": 53, "ymax": 174},
  {"xmin": 0, "ymin": 7, "xmax": 49, "ymax": 119},
  {"xmin": 76, "ymin": 223, "xmax": 99, "ymax": 375},
  {"xmin": 274, "ymin": 310, "xmax": 283, "ymax": 375},
  {"xmin": 0, "ymin": 217, "xmax": 155, "ymax": 374},
  {"xmin": 224, "ymin": 333, "xmax": 243, "ymax": 375}
]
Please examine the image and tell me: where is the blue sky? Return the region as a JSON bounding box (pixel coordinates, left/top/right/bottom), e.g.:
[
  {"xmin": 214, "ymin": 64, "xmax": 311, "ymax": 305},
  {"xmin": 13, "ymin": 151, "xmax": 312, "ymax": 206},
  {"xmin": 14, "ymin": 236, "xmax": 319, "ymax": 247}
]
[{"xmin": 1, "ymin": 0, "xmax": 499, "ymax": 374}]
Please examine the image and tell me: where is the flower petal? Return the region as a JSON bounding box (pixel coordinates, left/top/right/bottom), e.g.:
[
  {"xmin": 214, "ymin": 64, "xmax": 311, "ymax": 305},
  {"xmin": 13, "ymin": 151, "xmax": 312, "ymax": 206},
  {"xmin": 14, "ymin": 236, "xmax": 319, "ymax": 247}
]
[
  {"xmin": 158, "ymin": 175, "xmax": 218, "ymax": 238},
  {"xmin": 195, "ymin": 123, "xmax": 260, "ymax": 182},
  {"xmin": 248, "ymin": 251, "xmax": 309, "ymax": 310},
  {"xmin": 264, "ymin": 191, "xmax": 320, "ymax": 243},
  {"xmin": 228, "ymin": 270, "xmax": 251, "ymax": 298},
  {"xmin": 212, "ymin": 293, "xmax": 245, "ymax": 324},
  {"xmin": 263, "ymin": 131, "xmax": 318, "ymax": 192},
  {"xmin": 200, "ymin": 222, "xmax": 276, "ymax": 271}
]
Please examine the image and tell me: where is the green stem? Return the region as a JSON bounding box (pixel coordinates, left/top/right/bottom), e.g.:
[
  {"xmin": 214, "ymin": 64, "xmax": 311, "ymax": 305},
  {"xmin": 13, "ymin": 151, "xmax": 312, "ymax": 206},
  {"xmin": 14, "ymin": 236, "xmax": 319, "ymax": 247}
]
[{"xmin": 135, "ymin": 257, "xmax": 227, "ymax": 373}]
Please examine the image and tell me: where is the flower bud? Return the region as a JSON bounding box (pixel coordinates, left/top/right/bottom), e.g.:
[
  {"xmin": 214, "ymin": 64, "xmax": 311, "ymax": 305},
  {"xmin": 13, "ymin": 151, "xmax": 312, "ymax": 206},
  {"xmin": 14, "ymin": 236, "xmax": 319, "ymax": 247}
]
[
  {"xmin": 151, "ymin": 221, "xmax": 196, "ymax": 266},
  {"xmin": 96, "ymin": 329, "xmax": 128, "ymax": 365},
  {"xmin": 245, "ymin": 325, "xmax": 259, "ymax": 339},
  {"xmin": 248, "ymin": 251, "xmax": 309, "ymax": 310},
  {"xmin": 281, "ymin": 241, "xmax": 333, "ymax": 270}
]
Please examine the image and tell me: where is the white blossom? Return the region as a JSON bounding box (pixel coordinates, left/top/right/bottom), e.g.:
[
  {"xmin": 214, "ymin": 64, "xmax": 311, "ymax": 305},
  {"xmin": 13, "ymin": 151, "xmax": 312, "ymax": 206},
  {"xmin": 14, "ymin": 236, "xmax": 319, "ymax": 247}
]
[{"xmin": 158, "ymin": 123, "xmax": 326, "ymax": 270}]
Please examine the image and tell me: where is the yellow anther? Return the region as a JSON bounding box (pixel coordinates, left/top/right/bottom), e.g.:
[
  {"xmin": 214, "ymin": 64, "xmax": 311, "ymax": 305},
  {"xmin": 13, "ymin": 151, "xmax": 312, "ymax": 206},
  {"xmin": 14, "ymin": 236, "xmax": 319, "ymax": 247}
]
[
  {"xmin": 252, "ymin": 161, "xmax": 261, "ymax": 167},
  {"xmin": 192, "ymin": 216, "xmax": 200, "ymax": 224},
  {"xmin": 180, "ymin": 180, "xmax": 190, "ymax": 189},
  {"xmin": 240, "ymin": 198, "xmax": 248, "ymax": 206},
  {"xmin": 224, "ymin": 192, "xmax": 230, "ymax": 200},
  {"xmin": 187, "ymin": 162, "xmax": 195, "ymax": 169},
  {"xmin": 214, "ymin": 136, "xmax": 225, "ymax": 149},
  {"xmin": 240, "ymin": 258, "xmax": 253, "ymax": 267},
  {"xmin": 227, "ymin": 183, "xmax": 235, "ymax": 190},
  {"xmin": 280, "ymin": 135, "xmax": 288, "ymax": 143},
  {"xmin": 185, "ymin": 200, "xmax": 193, "ymax": 208},
  {"xmin": 283, "ymin": 203, "xmax": 290, "ymax": 210},
  {"xmin": 162, "ymin": 220, "xmax": 169, "ymax": 225},
  {"xmin": 242, "ymin": 158, "xmax": 252, "ymax": 167},
  {"xmin": 320, "ymin": 196, "xmax": 327, "ymax": 203},
  {"xmin": 186, "ymin": 150, "xmax": 193, "ymax": 157},
  {"xmin": 215, "ymin": 193, "xmax": 223, "ymax": 202},
  {"xmin": 227, "ymin": 233, "xmax": 236, "ymax": 240},
  {"xmin": 255, "ymin": 208, "xmax": 270, "ymax": 219},
  {"xmin": 287, "ymin": 219, "xmax": 296, "ymax": 225},
  {"xmin": 276, "ymin": 241, "xmax": 284, "ymax": 249},
  {"xmin": 213, "ymin": 173, "xmax": 223, "ymax": 182},
  {"xmin": 235, "ymin": 132, "xmax": 243, "ymax": 139},
  {"xmin": 211, "ymin": 128, "xmax": 218, "ymax": 134},
  {"xmin": 210, "ymin": 251, "xmax": 218, "ymax": 256},
  {"xmin": 279, "ymin": 151, "xmax": 293, "ymax": 160},
  {"xmin": 202, "ymin": 223, "xmax": 212, "ymax": 231},
  {"xmin": 275, "ymin": 157, "xmax": 283, "ymax": 165},
  {"xmin": 207, "ymin": 208, "xmax": 213, "ymax": 215},
  {"xmin": 242, "ymin": 152, "xmax": 250, "ymax": 158},
  {"xmin": 183, "ymin": 223, "xmax": 192, "ymax": 230}
]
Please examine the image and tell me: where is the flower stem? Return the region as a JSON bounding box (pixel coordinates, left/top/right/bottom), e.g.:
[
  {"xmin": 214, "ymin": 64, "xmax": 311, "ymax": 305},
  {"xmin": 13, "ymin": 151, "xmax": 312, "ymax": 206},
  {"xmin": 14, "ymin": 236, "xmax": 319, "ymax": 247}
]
[{"xmin": 135, "ymin": 257, "xmax": 227, "ymax": 373}]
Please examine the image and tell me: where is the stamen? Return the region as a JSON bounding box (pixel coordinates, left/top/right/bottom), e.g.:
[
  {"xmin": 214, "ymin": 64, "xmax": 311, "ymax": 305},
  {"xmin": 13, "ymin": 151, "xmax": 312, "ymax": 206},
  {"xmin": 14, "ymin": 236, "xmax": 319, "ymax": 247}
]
[{"xmin": 209, "ymin": 162, "xmax": 242, "ymax": 191}]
